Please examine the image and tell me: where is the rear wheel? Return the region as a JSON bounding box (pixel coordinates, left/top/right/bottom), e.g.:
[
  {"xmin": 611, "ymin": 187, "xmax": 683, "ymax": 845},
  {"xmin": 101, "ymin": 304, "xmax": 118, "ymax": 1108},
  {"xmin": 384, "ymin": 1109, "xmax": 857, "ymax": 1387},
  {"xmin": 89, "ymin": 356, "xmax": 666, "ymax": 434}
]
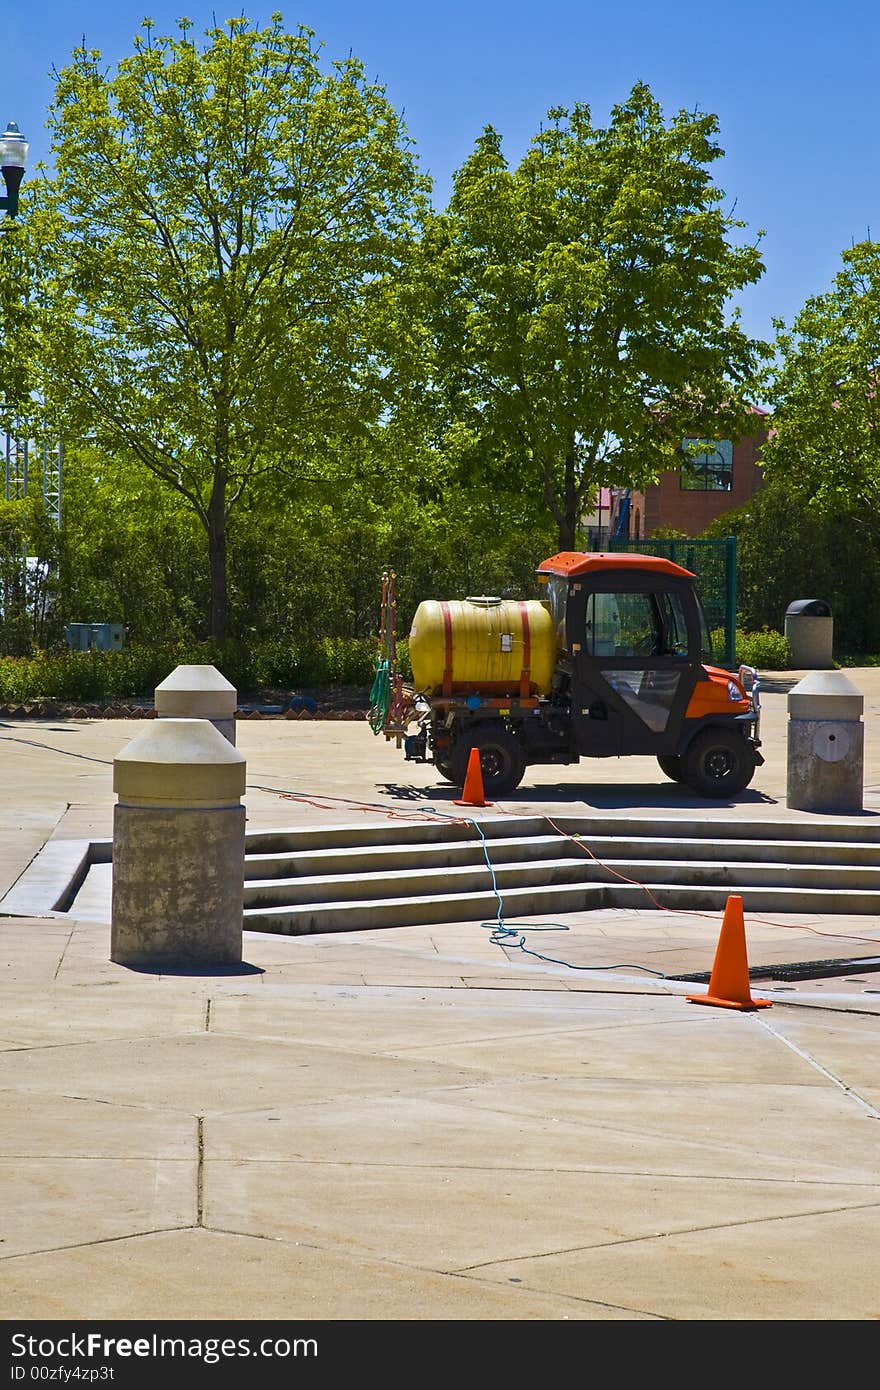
[
  {"xmin": 433, "ymin": 755, "xmax": 455, "ymax": 782},
  {"xmin": 451, "ymin": 726, "xmax": 526, "ymax": 797},
  {"xmin": 681, "ymin": 727, "xmax": 757, "ymax": 798},
  {"xmin": 657, "ymin": 754, "xmax": 685, "ymax": 783}
]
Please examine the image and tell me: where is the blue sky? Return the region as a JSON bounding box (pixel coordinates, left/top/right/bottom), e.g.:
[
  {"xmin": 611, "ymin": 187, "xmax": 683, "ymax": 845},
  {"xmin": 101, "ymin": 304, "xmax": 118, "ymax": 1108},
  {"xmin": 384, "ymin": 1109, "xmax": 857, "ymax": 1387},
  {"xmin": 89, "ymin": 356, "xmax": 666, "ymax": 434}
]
[{"xmin": 5, "ymin": 1, "xmax": 879, "ymax": 345}]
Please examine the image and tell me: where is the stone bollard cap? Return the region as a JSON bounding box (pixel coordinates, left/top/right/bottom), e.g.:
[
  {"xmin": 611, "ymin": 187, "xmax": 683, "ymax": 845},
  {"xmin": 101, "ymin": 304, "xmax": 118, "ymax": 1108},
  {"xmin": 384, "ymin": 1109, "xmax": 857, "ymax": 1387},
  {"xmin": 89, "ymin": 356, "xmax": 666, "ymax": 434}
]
[
  {"xmin": 787, "ymin": 670, "xmax": 863, "ymax": 721},
  {"xmin": 114, "ymin": 718, "xmax": 246, "ymax": 806},
  {"xmin": 154, "ymin": 664, "xmax": 237, "ymax": 718}
]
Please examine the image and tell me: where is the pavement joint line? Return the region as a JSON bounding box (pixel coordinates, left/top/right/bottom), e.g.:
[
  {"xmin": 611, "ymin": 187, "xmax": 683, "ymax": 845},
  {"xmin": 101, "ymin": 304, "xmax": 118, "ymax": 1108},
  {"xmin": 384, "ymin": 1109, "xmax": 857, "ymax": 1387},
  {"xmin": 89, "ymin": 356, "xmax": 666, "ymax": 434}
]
[
  {"xmin": 51, "ymin": 925, "xmax": 77, "ymax": 982},
  {"xmin": 0, "ymin": 733, "xmax": 114, "ymax": 766},
  {"xmin": 454, "ymin": 1196, "xmax": 880, "ymax": 1271},
  {"xmin": 758, "ymin": 1016, "xmax": 880, "ymax": 1118},
  {"xmin": 0, "ymin": 1226, "xmax": 197, "ymax": 1261},
  {"xmin": 193, "ymin": 1155, "xmax": 880, "ymax": 1185},
  {"xmin": 197, "ymin": 1117, "xmax": 205, "ymax": 1227}
]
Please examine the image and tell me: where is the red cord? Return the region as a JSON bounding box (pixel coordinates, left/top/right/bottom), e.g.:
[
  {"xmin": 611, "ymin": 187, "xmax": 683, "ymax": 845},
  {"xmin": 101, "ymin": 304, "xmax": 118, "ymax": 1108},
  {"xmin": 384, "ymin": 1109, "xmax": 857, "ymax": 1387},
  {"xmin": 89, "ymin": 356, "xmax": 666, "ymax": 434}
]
[{"xmin": 536, "ymin": 808, "xmax": 880, "ymax": 948}]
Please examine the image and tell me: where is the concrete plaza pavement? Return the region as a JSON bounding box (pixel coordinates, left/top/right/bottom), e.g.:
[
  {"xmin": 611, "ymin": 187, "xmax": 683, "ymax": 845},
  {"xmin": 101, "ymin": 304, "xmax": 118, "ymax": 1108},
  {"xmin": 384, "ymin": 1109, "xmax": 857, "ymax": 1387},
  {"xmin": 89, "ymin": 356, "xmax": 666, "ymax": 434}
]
[{"xmin": 0, "ymin": 670, "xmax": 879, "ymax": 1321}]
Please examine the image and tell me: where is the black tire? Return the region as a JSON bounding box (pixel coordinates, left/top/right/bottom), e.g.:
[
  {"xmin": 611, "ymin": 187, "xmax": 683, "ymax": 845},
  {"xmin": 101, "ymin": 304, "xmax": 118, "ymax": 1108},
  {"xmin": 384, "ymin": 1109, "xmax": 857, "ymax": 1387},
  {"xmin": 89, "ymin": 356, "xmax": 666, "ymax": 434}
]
[
  {"xmin": 681, "ymin": 727, "xmax": 757, "ymax": 798},
  {"xmin": 433, "ymin": 755, "xmax": 455, "ymax": 783},
  {"xmin": 451, "ymin": 726, "xmax": 526, "ymax": 797},
  {"xmin": 657, "ymin": 754, "xmax": 685, "ymax": 783}
]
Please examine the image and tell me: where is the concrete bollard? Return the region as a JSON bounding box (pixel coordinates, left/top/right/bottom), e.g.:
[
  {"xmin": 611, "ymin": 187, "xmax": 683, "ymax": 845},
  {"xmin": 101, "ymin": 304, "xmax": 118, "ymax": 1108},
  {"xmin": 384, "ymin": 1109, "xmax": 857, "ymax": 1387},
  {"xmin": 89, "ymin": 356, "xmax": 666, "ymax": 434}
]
[
  {"xmin": 786, "ymin": 671, "xmax": 864, "ymax": 813},
  {"xmin": 110, "ymin": 718, "xmax": 247, "ymax": 967},
  {"xmin": 154, "ymin": 664, "xmax": 238, "ymax": 744}
]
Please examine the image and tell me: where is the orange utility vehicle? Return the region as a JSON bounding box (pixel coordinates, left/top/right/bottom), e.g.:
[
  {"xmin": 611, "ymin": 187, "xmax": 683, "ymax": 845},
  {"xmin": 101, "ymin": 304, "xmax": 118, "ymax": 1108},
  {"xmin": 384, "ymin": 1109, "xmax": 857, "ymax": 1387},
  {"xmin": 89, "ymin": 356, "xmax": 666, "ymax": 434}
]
[{"xmin": 375, "ymin": 552, "xmax": 762, "ymax": 798}]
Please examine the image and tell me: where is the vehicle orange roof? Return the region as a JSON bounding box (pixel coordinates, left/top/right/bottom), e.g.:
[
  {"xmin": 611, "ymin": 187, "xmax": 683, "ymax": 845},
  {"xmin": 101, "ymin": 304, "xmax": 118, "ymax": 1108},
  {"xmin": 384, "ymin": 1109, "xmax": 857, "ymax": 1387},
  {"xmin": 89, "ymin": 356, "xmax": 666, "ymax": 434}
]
[{"xmin": 537, "ymin": 551, "xmax": 695, "ymax": 579}]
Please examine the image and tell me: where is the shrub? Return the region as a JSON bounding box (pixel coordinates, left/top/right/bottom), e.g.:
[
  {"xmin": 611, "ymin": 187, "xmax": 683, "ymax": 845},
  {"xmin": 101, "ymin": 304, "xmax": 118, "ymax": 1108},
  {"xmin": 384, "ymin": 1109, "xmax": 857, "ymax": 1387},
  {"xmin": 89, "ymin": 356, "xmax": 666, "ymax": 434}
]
[
  {"xmin": 0, "ymin": 636, "xmax": 387, "ymax": 703},
  {"xmin": 709, "ymin": 627, "xmax": 791, "ymax": 670},
  {"xmin": 319, "ymin": 638, "xmax": 377, "ymax": 685},
  {"xmin": 736, "ymin": 629, "xmax": 790, "ymax": 670},
  {"xmin": 397, "ymin": 639, "xmax": 412, "ymax": 682}
]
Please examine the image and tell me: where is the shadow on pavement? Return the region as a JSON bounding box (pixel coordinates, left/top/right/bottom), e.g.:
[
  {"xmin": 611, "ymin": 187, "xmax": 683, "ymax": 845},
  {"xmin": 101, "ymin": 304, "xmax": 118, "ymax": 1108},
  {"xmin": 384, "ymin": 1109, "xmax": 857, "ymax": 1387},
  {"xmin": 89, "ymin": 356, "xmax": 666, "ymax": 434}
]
[
  {"xmin": 120, "ymin": 961, "xmax": 265, "ymax": 977},
  {"xmin": 375, "ymin": 783, "xmax": 438, "ymax": 802},
  {"xmin": 758, "ymin": 676, "xmax": 801, "ymax": 694},
  {"xmin": 376, "ymin": 780, "xmax": 782, "ymax": 810},
  {"xmin": 517, "ymin": 782, "xmax": 781, "ymax": 810}
]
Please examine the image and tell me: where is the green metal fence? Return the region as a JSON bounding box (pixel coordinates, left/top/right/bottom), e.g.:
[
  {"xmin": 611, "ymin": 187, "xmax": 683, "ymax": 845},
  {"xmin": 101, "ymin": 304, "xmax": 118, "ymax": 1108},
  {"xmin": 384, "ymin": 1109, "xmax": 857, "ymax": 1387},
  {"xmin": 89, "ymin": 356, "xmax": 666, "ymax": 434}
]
[{"xmin": 608, "ymin": 535, "xmax": 738, "ymax": 668}]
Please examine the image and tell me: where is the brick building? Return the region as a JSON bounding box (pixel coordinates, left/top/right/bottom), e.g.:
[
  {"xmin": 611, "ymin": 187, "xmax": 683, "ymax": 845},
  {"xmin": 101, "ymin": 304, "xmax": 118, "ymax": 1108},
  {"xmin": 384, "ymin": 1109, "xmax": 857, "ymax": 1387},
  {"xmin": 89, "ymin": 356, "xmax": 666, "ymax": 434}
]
[{"xmin": 615, "ymin": 405, "xmax": 769, "ymax": 540}]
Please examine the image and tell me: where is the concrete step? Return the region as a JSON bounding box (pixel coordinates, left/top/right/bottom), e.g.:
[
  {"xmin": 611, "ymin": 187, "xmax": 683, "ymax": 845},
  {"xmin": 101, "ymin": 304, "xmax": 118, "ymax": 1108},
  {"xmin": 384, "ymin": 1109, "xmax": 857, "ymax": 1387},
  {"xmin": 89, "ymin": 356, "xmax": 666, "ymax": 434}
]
[
  {"xmin": 245, "ymin": 854, "xmax": 603, "ymax": 907},
  {"xmin": 247, "ymin": 833, "xmax": 577, "ymax": 880},
  {"xmin": 243, "ymin": 878, "xmax": 880, "ymax": 936},
  {"xmin": 546, "ymin": 815, "xmax": 880, "ymax": 846},
  {"xmin": 237, "ymin": 812, "xmax": 880, "ymax": 935},
  {"xmin": 244, "ymin": 882, "xmax": 611, "ymax": 935},
  {"xmin": 541, "ymin": 815, "xmax": 880, "ymax": 846},
  {"xmin": 243, "ymin": 813, "xmax": 880, "ymax": 854},
  {"xmin": 243, "ymin": 815, "xmax": 552, "ymax": 855},
  {"xmin": 245, "ymin": 831, "xmax": 880, "ymax": 881},
  {"xmin": 243, "ymin": 852, "xmax": 880, "ymax": 909}
]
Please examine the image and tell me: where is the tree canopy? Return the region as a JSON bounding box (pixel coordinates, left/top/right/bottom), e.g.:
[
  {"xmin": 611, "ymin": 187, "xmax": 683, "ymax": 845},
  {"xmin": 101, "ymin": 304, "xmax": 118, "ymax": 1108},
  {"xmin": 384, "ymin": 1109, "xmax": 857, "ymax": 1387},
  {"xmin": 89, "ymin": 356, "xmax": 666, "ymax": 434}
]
[
  {"xmin": 763, "ymin": 238, "xmax": 880, "ymax": 531},
  {"xmin": 0, "ymin": 220, "xmax": 38, "ymax": 430},
  {"xmin": 3, "ymin": 47, "xmax": 797, "ymax": 660},
  {"xmin": 27, "ymin": 13, "xmax": 427, "ymax": 638},
  {"xmin": 414, "ymin": 84, "xmax": 768, "ymax": 549}
]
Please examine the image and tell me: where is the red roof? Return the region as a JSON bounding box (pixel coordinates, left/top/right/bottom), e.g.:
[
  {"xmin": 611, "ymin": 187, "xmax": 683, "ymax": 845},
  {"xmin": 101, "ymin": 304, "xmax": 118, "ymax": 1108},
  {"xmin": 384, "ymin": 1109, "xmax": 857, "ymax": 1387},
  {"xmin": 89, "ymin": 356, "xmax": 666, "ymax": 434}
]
[{"xmin": 537, "ymin": 551, "xmax": 695, "ymax": 579}]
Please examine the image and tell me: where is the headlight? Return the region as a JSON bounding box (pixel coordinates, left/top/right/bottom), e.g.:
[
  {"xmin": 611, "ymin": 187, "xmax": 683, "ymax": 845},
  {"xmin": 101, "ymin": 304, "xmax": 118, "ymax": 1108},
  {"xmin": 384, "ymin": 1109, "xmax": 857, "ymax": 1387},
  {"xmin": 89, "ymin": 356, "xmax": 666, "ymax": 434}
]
[{"xmin": 727, "ymin": 679, "xmax": 744, "ymax": 702}]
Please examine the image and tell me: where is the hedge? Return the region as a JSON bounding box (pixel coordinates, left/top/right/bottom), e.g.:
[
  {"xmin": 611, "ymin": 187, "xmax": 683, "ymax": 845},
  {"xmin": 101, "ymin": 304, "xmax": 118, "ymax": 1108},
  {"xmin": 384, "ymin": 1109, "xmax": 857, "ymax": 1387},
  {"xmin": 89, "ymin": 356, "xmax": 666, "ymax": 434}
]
[
  {"xmin": 0, "ymin": 629, "xmax": 794, "ymax": 702},
  {"xmin": 0, "ymin": 637, "xmax": 409, "ymax": 704},
  {"xmin": 711, "ymin": 628, "xmax": 791, "ymax": 671}
]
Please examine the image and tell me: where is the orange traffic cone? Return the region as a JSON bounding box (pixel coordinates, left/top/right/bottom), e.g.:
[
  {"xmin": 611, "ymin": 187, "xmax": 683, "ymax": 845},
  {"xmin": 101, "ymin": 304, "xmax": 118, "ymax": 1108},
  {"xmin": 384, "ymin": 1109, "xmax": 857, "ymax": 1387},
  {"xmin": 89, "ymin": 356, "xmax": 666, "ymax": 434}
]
[
  {"xmin": 454, "ymin": 747, "xmax": 492, "ymax": 807},
  {"xmin": 687, "ymin": 894, "xmax": 772, "ymax": 1011}
]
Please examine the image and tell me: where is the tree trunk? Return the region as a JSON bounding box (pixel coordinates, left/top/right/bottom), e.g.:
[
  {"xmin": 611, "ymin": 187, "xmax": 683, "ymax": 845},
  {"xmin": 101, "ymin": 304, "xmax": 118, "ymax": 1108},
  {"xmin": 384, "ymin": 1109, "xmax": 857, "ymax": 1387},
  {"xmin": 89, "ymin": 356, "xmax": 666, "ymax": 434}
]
[
  {"xmin": 557, "ymin": 449, "xmax": 579, "ymax": 551},
  {"xmin": 207, "ymin": 487, "xmax": 228, "ymax": 642}
]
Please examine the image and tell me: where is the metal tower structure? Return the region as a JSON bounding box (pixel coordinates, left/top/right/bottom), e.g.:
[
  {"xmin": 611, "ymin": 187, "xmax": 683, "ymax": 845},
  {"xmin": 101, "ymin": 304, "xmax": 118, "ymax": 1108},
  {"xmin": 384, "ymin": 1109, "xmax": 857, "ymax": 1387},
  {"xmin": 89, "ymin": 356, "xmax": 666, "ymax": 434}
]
[
  {"xmin": 41, "ymin": 440, "xmax": 63, "ymax": 527},
  {"xmin": 4, "ymin": 433, "xmax": 28, "ymax": 501},
  {"xmin": 3, "ymin": 432, "xmax": 62, "ymax": 524}
]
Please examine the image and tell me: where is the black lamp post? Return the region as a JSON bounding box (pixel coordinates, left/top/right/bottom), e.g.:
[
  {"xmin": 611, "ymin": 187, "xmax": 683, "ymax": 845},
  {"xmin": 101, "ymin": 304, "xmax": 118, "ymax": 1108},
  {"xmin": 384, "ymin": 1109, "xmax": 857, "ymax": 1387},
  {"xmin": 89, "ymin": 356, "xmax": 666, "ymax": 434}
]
[{"xmin": 0, "ymin": 122, "xmax": 28, "ymax": 216}]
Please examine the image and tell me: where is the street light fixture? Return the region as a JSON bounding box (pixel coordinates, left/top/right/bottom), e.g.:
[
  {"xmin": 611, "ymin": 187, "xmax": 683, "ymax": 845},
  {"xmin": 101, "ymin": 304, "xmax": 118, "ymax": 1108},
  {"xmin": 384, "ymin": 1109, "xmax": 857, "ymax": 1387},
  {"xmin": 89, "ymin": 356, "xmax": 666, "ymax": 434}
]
[{"xmin": 0, "ymin": 122, "xmax": 28, "ymax": 216}]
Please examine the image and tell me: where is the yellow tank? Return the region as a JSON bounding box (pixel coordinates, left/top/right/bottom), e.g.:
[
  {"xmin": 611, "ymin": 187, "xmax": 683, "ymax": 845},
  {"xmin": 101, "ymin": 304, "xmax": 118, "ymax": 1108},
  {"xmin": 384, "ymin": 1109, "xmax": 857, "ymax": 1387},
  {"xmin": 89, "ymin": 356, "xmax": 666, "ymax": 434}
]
[{"xmin": 408, "ymin": 596, "xmax": 557, "ymax": 697}]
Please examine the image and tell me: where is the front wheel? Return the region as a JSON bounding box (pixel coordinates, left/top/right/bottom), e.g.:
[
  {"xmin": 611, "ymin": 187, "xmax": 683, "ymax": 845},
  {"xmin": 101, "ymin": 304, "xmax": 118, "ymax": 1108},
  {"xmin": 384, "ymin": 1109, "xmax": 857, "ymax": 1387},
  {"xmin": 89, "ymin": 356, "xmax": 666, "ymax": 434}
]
[
  {"xmin": 451, "ymin": 727, "xmax": 526, "ymax": 798},
  {"xmin": 680, "ymin": 727, "xmax": 757, "ymax": 798},
  {"xmin": 433, "ymin": 755, "xmax": 455, "ymax": 783}
]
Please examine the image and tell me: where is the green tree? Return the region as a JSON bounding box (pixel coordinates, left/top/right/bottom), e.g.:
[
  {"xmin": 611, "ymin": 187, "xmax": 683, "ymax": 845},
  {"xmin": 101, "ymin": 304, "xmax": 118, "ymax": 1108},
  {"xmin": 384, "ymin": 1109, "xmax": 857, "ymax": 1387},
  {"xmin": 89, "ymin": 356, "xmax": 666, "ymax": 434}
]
[
  {"xmin": 29, "ymin": 13, "xmax": 426, "ymax": 639},
  {"xmin": 763, "ymin": 239, "xmax": 880, "ymax": 532},
  {"xmin": 417, "ymin": 84, "xmax": 768, "ymax": 550},
  {"xmin": 58, "ymin": 444, "xmax": 206, "ymax": 643},
  {"xmin": 224, "ymin": 427, "xmax": 558, "ymax": 643},
  {"xmin": 702, "ymin": 481, "xmax": 880, "ymax": 654},
  {"xmin": 0, "ymin": 219, "xmax": 39, "ymax": 431},
  {"xmin": 0, "ymin": 496, "xmax": 62, "ymax": 655}
]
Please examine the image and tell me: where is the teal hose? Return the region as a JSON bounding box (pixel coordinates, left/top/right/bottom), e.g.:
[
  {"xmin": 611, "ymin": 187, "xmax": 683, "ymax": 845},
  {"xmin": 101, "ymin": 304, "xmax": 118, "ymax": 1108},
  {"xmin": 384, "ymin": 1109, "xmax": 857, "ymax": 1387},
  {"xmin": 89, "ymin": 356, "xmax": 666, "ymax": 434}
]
[{"xmin": 368, "ymin": 657, "xmax": 391, "ymax": 734}]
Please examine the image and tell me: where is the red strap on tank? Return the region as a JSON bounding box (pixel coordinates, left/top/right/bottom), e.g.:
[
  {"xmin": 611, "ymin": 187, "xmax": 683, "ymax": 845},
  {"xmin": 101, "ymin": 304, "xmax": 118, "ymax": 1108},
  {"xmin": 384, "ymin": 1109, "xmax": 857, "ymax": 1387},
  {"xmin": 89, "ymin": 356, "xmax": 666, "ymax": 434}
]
[
  {"xmin": 441, "ymin": 602, "xmax": 453, "ymax": 697},
  {"xmin": 518, "ymin": 601, "xmax": 531, "ymax": 698}
]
